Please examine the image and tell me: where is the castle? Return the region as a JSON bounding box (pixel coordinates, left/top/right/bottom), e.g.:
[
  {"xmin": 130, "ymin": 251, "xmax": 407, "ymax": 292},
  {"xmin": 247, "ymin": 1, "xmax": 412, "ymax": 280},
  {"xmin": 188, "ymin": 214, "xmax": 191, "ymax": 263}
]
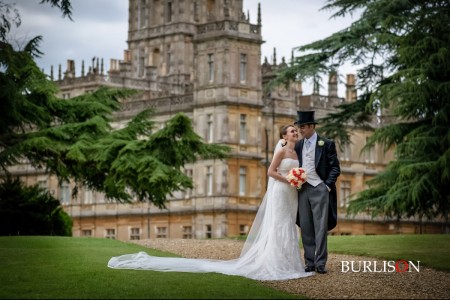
[{"xmin": 10, "ymin": 0, "xmax": 443, "ymax": 240}]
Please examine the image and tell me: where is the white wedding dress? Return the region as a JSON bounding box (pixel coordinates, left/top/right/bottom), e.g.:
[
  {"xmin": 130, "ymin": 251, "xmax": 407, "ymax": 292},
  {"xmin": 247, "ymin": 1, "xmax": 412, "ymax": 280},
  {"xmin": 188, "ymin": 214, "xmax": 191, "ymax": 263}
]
[{"xmin": 108, "ymin": 157, "xmax": 312, "ymax": 281}]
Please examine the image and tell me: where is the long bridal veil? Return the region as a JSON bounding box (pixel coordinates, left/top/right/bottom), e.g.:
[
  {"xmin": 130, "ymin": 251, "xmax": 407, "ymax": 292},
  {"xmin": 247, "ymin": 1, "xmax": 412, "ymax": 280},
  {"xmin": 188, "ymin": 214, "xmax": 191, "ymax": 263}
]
[
  {"xmin": 239, "ymin": 138, "xmax": 283, "ymax": 256},
  {"xmin": 108, "ymin": 139, "xmax": 311, "ymax": 281}
]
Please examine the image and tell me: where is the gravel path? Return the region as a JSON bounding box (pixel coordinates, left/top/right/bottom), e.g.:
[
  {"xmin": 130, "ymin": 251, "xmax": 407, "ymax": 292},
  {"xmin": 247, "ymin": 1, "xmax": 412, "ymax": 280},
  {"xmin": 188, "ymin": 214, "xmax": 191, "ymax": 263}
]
[{"xmin": 133, "ymin": 239, "xmax": 450, "ymax": 299}]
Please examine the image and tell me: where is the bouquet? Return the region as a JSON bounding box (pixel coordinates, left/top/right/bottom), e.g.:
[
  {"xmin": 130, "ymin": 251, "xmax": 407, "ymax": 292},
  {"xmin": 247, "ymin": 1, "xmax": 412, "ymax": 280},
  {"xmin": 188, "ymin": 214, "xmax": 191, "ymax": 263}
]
[{"xmin": 286, "ymin": 167, "xmax": 307, "ymax": 190}]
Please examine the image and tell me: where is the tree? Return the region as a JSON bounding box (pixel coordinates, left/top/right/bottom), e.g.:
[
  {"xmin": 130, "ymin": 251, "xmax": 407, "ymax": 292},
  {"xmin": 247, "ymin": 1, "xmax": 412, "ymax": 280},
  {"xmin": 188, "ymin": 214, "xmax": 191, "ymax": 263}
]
[
  {"xmin": 274, "ymin": 0, "xmax": 450, "ymax": 232},
  {"xmin": 0, "ymin": 1, "xmax": 230, "ymax": 208},
  {"xmin": 0, "ymin": 175, "xmax": 73, "ymax": 236}
]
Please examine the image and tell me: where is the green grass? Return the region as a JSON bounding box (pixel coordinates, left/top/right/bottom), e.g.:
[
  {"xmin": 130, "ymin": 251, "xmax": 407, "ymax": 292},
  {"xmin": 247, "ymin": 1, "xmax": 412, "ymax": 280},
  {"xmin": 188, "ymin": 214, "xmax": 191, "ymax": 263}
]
[
  {"xmin": 327, "ymin": 234, "xmax": 450, "ymax": 272},
  {"xmin": 0, "ymin": 236, "xmax": 299, "ymax": 299},
  {"xmin": 1, "ymin": 234, "xmax": 449, "ymax": 299}
]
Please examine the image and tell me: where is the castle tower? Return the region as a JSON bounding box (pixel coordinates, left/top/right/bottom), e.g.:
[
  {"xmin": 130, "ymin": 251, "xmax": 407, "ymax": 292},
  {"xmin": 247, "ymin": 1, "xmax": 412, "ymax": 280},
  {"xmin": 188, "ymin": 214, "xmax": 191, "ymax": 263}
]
[
  {"xmin": 95, "ymin": 0, "xmax": 265, "ymax": 239},
  {"xmin": 189, "ymin": 0, "xmax": 263, "ymax": 238}
]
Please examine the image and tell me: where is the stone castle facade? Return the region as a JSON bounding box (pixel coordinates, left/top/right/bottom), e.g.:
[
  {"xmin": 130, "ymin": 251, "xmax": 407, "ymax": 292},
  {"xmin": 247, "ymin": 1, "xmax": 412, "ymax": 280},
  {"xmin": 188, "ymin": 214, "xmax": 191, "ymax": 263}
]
[{"xmin": 9, "ymin": 0, "xmax": 444, "ymax": 240}]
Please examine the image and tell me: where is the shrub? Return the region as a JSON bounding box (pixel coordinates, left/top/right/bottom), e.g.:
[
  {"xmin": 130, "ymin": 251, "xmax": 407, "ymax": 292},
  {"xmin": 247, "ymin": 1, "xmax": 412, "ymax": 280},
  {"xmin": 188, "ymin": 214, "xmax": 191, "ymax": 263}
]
[{"xmin": 0, "ymin": 176, "xmax": 72, "ymax": 236}]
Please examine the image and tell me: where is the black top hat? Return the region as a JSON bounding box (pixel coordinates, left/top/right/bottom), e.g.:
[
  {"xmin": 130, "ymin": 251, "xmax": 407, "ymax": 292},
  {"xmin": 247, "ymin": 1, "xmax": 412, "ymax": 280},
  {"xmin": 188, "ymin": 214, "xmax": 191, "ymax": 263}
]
[{"xmin": 294, "ymin": 111, "xmax": 318, "ymax": 126}]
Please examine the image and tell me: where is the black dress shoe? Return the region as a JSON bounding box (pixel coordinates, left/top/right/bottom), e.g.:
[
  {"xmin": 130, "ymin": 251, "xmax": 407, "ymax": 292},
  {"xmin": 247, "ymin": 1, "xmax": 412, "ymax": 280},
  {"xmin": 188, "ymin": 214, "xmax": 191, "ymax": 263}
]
[
  {"xmin": 304, "ymin": 266, "xmax": 316, "ymax": 272},
  {"xmin": 316, "ymin": 266, "xmax": 327, "ymax": 274}
]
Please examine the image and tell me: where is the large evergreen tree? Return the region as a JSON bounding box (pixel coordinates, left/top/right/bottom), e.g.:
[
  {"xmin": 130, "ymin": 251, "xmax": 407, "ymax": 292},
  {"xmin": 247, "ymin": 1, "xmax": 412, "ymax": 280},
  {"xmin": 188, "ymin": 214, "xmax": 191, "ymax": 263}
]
[
  {"xmin": 0, "ymin": 1, "xmax": 230, "ymax": 208},
  {"xmin": 274, "ymin": 0, "xmax": 449, "ymax": 232}
]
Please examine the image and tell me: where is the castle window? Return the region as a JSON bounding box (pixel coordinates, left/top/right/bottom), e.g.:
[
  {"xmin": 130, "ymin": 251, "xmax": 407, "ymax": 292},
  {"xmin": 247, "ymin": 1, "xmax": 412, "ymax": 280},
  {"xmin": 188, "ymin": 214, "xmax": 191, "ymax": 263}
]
[
  {"xmin": 340, "ymin": 180, "xmax": 351, "ymax": 208},
  {"xmin": 152, "ymin": 48, "xmax": 160, "ymax": 67},
  {"xmin": 166, "ymin": 1, "xmax": 172, "ymax": 23},
  {"xmin": 239, "ymin": 114, "xmax": 247, "ymax": 144},
  {"xmin": 239, "ymin": 224, "xmax": 248, "ymax": 236},
  {"xmin": 37, "ymin": 179, "xmax": 48, "ymax": 191},
  {"xmin": 207, "ymin": 113, "xmax": 214, "ymax": 142},
  {"xmin": 151, "ymin": 0, "xmax": 159, "ymax": 25},
  {"xmin": 166, "ymin": 45, "xmax": 172, "ymax": 74},
  {"xmin": 156, "ymin": 227, "xmax": 167, "ymax": 238},
  {"xmin": 138, "ymin": 50, "xmax": 145, "ymax": 77},
  {"xmin": 205, "ymin": 224, "xmax": 212, "ymax": 239},
  {"xmin": 193, "ymin": 1, "xmax": 199, "ymax": 22},
  {"xmin": 364, "ymin": 137, "xmax": 375, "ymax": 164},
  {"xmin": 208, "ymin": 53, "xmax": 214, "ymax": 82},
  {"xmin": 239, "ymin": 166, "xmax": 247, "ymax": 196},
  {"xmin": 183, "ymin": 169, "xmax": 193, "ymax": 198},
  {"xmin": 138, "ymin": 0, "xmax": 147, "ymax": 28},
  {"xmin": 105, "ymin": 229, "xmax": 116, "ymax": 239},
  {"xmin": 340, "ymin": 142, "xmax": 351, "ymax": 161},
  {"xmin": 206, "ymin": 0, "xmax": 216, "ymax": 20},
  {"xmin": 206, "ymin": 166, "xmax": 213, "ymax": 195},
  {"xmin": 84, "ymin": 189, "xmax": 94, "ymax": 204},
  {"xmin": 182, "ymin": 226, "xmax": 193, "ymax": 239},
  {"xmin": 82, "ymin": 229, "xmax": 92, "ymax": 237},
  {"xmin": 130, "ymin": 228, "xmax": 141, "ymax": 240},
  {"xmin": 240, "ymin": 53, "xmax": 247, "ymax": 83},
  {"xmin": 60, "ymin": 181, "xmax": 71, "ymax": 205}
]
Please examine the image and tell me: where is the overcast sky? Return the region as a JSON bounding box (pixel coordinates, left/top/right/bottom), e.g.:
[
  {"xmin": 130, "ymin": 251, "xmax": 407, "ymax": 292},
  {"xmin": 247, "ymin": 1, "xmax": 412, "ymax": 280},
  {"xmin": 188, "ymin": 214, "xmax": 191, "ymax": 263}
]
[{"xmin": 6, "ymin": 0, "xmax": 360, "ymax": 96}]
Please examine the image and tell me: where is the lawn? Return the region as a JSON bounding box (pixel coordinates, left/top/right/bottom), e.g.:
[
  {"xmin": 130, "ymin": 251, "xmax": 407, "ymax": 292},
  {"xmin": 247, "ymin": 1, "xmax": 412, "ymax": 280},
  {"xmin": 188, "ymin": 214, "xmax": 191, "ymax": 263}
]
[
  {"xmin": 0, "ymin": 236, "xmax": 298, "ymax": 299},
  {"xmin": 0, "ymin": 234, "xmax": 449, "ymax": 299}
]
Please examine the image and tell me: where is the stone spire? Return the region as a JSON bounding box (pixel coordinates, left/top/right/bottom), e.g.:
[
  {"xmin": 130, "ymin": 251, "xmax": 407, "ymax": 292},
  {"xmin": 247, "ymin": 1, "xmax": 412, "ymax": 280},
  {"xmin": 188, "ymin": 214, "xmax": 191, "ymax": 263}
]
[
  {"xmin": 257, "ymin": 3, "xmax": 261, "ymax": 26},
  {"xmin": 273, "ymin": 47, "xmax": 277, "ymax": 65}
]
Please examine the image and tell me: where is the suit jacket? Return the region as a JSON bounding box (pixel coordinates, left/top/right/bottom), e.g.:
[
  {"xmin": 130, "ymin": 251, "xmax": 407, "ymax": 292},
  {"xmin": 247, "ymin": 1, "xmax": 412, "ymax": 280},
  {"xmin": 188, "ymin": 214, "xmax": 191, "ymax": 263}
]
[{"xmin": 295, "ymin": 134, "xmax": 341, "ymax": 231}]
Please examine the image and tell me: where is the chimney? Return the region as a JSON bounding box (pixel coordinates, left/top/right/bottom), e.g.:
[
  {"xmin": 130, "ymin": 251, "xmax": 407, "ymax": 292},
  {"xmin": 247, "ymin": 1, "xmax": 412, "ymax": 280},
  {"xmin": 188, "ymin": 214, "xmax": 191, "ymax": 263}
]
[
  {"xmin": 345, "ymin": 74, "xmax": 357, "ymax": 102},
  {"xmin": 65, "ymin": 59, "xmax": 75, "ymax": 78},
  {"xmin": 328, "ymin": 71, "xmax": 338, "ymax": 98}
]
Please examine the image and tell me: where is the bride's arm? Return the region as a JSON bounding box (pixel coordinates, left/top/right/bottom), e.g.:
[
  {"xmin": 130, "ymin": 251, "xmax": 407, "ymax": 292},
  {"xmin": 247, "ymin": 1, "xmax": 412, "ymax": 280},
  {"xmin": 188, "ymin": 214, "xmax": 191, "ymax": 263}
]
[{"xmin": 267, "ymin": 150, "xmax": 290, "ymax": 184}]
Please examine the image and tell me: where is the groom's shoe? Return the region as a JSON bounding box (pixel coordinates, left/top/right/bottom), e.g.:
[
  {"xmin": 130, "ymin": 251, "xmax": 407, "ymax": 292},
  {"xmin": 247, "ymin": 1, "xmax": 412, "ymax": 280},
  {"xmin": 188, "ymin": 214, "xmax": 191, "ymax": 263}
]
[
  {"xmin": 316, "ymin": 266, "xmax": 327, "ymax": 274},
  {"xmin": 304, "ymin": 266, "xmax": 316, "ymax": 272}
]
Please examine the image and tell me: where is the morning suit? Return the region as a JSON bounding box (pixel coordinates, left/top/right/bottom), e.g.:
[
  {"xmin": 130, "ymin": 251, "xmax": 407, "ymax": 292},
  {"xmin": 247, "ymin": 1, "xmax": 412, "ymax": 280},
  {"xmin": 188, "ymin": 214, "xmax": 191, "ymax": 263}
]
[{"xmin": 295, "ymin": 134, "xmax": 340, "ymax": 268}]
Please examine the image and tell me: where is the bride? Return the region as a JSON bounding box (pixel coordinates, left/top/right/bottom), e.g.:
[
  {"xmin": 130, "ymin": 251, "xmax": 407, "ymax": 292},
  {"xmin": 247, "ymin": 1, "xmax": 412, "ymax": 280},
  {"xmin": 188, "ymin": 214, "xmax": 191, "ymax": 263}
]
[{"xmin": 108, "ymin": 125, "xmax": 312, "ymax": 281}]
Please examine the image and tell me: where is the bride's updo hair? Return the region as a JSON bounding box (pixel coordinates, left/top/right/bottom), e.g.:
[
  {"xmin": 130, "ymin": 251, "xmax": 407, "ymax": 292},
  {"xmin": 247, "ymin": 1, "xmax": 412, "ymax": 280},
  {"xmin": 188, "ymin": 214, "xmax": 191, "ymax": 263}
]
[{"xmin": 279, "ymin": 125, "xmax": 295, "ymax": 147}]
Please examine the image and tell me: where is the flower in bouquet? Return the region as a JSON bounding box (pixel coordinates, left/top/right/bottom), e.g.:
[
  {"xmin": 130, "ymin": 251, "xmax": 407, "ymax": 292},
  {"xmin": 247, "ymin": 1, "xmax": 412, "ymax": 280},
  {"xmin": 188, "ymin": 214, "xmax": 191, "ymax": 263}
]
[{"xmin": 286, "ymin": 167, "xmax": 307, "ymax": 190}]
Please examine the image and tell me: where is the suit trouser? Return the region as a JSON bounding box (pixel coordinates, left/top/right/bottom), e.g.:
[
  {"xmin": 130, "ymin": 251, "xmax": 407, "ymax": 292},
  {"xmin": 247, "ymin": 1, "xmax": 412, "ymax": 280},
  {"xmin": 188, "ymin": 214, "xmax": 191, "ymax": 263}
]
[{"xmin": 298, "ymin": 182, "xmax": 329, "ymax": 268}]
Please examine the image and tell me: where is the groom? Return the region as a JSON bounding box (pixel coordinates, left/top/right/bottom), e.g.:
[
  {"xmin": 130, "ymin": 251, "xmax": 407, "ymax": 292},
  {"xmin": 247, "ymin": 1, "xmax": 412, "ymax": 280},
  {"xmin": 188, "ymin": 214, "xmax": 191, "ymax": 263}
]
[{"xmin": 294, "ymin": 110, "xmax": 340, "ymax": 274}]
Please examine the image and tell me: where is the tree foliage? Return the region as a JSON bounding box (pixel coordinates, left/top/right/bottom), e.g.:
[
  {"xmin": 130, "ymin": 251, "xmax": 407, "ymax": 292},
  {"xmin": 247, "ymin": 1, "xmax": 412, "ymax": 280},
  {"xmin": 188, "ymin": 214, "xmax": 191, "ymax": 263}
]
[
  {"xmin": 0, "ymin": 1, "xmax": 230, "ymax": 208},
  {"xmin": 274, "ymin": 0, "xmax": 450, "ymax": 229},
  {"xmin": 0, "ymin": 175, "xmax": 73, "ymax": 236}
]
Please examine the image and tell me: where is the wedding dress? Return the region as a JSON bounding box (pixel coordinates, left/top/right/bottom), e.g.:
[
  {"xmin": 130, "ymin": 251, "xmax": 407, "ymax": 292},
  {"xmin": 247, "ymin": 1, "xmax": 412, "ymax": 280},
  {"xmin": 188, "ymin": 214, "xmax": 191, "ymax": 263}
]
[{"xmin": 108, "ymin": 154, "xmax": 312, "ymax": 281}]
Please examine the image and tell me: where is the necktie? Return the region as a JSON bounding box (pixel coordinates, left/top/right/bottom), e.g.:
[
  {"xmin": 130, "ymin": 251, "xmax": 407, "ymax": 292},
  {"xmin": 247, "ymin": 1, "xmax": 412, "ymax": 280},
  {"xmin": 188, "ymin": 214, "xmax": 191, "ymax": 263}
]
[{"xmin": 305, "ymin": 140, "xmax": 310, "ymax": 150}]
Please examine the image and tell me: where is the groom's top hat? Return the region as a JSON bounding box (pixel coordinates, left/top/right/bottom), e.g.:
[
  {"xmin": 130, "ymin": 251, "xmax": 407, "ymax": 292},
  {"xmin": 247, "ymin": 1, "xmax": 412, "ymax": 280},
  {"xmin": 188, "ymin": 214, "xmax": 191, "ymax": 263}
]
[{"xmin": 294, "ymin": 110, "xmax": 318, "ymax": 126}]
